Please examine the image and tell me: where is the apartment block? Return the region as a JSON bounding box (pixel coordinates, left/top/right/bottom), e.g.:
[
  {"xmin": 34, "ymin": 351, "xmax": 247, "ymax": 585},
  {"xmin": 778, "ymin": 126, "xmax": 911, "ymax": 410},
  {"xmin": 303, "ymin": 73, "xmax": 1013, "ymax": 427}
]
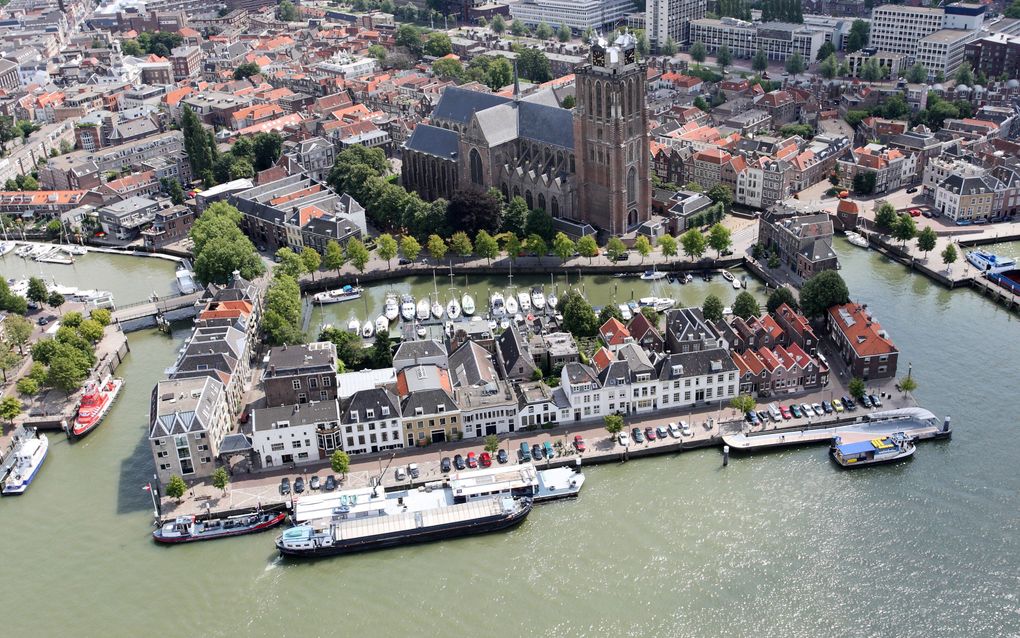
[
  {"xmin": 689, "ymin": 17, "xmax": 826, "ymax": 62},
  {"xmin": 645, "ymin": 0, "xmax": 706, "ymax": 49}
]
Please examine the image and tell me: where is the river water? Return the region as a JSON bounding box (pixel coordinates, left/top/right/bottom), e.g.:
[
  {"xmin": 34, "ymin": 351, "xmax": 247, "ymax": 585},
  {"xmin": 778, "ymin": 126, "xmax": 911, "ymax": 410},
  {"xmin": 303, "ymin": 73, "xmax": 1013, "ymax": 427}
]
[{"xmin": 2, "ymin": 244, "xmax": 1019, "ymax": 637}]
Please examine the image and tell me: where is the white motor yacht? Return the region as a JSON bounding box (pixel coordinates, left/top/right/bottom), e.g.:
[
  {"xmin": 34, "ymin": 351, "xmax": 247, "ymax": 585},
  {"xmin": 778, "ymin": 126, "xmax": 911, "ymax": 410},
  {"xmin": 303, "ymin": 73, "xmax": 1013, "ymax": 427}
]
[
  {"xmin": 505, "ymin": 293, "xmax": 519, "ymax": 315},
  {"xmin": 618, "ymin": 304, "xmax": 633, "ymax": 320},
  {"xmin": 547, "ymin": 292, "xmax": 558, "ymax": 309},
  {"xmin": 531, "ymin": 288, "xmax": 546, "ymax": 310},
  {"xmin": 384, "ymin": 294, "xmax": 400, "ymax": 321},
  {"xmin": 361, "ymin": 321, "xmax": 374, "ymax": 338},
  {"xmin": 416, "ymin": 299, "xmax": 431, "ymax": 321},
  {"xmin": 347, "ymin": 318, "xmax": 361, "ymax": 334},
  {"xmin": 401, "ymin": 295, "xmax": 416, "ymax": 321},
  {"xmin": 490, "ymin": 292, "xmax": 506, "ymax": 316},
  {"xmin": 375, "ymin": 315, "xmax": 390, "ymax": 334},
  {"xmin": 516, "ymin": 291, "xmax": 531, "ymax": 312}
]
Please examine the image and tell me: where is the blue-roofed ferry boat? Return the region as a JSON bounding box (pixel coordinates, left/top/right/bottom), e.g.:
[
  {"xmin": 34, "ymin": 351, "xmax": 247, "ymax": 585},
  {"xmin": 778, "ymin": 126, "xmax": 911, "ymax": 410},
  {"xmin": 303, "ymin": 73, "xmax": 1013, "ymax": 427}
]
[{"xmin": 830, "ymin": 432, "xmax": 915, "ymax": 468}]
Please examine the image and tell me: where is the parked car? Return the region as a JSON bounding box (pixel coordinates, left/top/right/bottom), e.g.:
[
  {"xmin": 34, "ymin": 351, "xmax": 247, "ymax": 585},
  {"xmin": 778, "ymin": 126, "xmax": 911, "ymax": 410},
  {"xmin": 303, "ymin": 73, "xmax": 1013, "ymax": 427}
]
[
  {"xmin": 757, "ymin": 410, "xmax": 770, "ymax": 423},
  {"xmin": 922, "ymin": 210, "xmax": 934, "ymax": 218},
  {"xmin": 832, "ymin": 399, "xmax": 844, "ymax": 413},
  {"xmin": 37, "ymin": 316, "xmax": 51, "ymax": 326},
  {"xmin": 441, "ymin": 456, "xmax": 452, "ymax": 473},
  {"xmin": 398, "ymin": 257, "xmax": 412, "ymax": 265},
  {"xmin": 869, "ymin": 394, "xmax": 883, "ymax": 407},
  {"xmin": 496, "ymin": 449, "xmax": 508, "ymax": 464},
  {"xmin": 812, "ymin": 403, "xmax": 825, "ymax": 417},
  {"xmin": 573, "ymin": 434, "xmax": 586, "ymax": 452},
  {"xmin": 454, "ymin": 454, "xmax": 466, "ymax": 470},
  {"xmin": 800, "ymin": 403, "xmax": 813, "ymax": 418},
  {"xmin": 518, "ymin": 442, "xmax": 531, "ymax": 462},
  {"xmin": 780, "ymin": 405, "xmax": 792, "ymax": 419},
  {"xmin": 618, "ymin": 431, "xmax": 631, "ymax": 446},
  {"xmin": 408, "ymin": 463, "xmax": 420, "ymax": 479},
  {"xmin": 909, "ymin": 208, "xmax": 922, "ymax": 217},
  {"xmin": 790, "ymin": 404, "xmax": 803, "ymax": 418},
  {"xmin": 746, "ymin": 410, "xmax": 760, "ymax": 424},
  {"xmin": 821, "ymin": 401, "xmax": 833, "ymax": 414},
  {"xmin": 293, "ymin": 477, "xmax": 305, "ymax": 494},
  {"xmin": 279, "ymin": 477, "xmax": 291, "ymax": 495},
  {"xmin": 532, "ymin": 443, "xmax": 544, "ymax": 460},
  {"xmin": 644, "ymin": 426, "xmax": 657, "ymax": 441},
  {"xmin": 680, "ymin": 421, "xmax": 693, "ymax": 437},
  {"xmin": 842, "ymin": 396, "xmax": 857, "ymax": 411},
  {"xmin": 479, "ymin": 452, "xmax": 492, "ymax": 467},
  {"xmin": 323, "ymin": 475, "xmax": 337, "ymax": 491},
  {"xmin": 656, "ymin": 426, "xmax": 669, "ymax": 439},
  {"xmin": 395, "ymin": 466, "xmax": 407, "ymax": 481},
  {"xmin": 543, "ymin": 441, "xmax": 554, "ymax": 459},
  {"xmin": 310, "ymin": 475, "xmax": 321, "ymax": 490},
  {"xmin": 906, "ymin": 187, "xmax": 918, "ymax": 194},
  {"xmin": 859, "ymin": 394, "xmax": 872, "ymax": 408},
  {"xmin": 668, "ymin": 422, "xmax": 682, "ymax": 438},
  {"xmin": 632, "ymin": 427, "xmax": 645, "ymax": 443},
  {"xmin": 466, "ymin": 452, "xmax": 478, "ymax": 468}
]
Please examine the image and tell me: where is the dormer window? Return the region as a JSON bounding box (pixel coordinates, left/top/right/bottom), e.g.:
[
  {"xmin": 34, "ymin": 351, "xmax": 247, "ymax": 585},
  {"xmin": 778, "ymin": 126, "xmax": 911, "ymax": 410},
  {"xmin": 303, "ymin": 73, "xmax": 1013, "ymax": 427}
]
[{"xmin": 350, "ymin": 410, "xmax": 358, "ymax": 422}]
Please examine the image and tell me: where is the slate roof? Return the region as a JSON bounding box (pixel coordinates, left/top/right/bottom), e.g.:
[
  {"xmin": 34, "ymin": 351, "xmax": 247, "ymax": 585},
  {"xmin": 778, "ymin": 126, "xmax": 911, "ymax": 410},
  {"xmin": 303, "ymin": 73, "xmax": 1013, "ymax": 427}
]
[
  {"xmin": 401, "ymin": 388, "xmax": 457, "ymax": 417},
  {"xmin": 405, "ymin": 124, "xmax": 459, "ymax": 159},
  {"xmin": 432, "ymin": 86, "xmax": 510, "ymax": 126},
  {"xmin": 562, "ymin": 362, "xmax": 599, "ymax": 387},
  {"xmin": 449, "ymin": 341, "xmax": 498, "ymax": 387},
  {"xmin": 517, "ymin": 100, "xmax": 573, "ymax": 149},
  {"xmin": 799, "ymin": 237, "xmax": 837, "ymax": 263},
  {"xmin": 253, "ymin": 400, "xmax": 340, "ymax": 432},
  {"xmin": 264, "ymin": 342, "xmax": 336, "ymax": 377},
  {"xmin": 670, "ymin": 348, "xmax": 737, "ymax": 377},
  {"xmin": 341, "ymin": 388, "xmax": 399, "ymax": 424},
  {"xmin": 393, "ymin": 339, "xmax": 448, "ymax": 367},
  {"xmin": 149, "ymin": 377, "xmax": 223, "ymax": 439}
]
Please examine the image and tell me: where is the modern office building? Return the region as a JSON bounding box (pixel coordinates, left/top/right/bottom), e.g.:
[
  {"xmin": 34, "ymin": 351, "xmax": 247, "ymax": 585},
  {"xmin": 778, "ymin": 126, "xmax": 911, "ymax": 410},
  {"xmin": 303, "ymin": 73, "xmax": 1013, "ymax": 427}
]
[
  {"xmin": 509, "ymin": 0, "xmax": 636, "ymax": 33},
  {"xmin": 689, "ymin": 17, "xmax": 827, "ymax": 62},
  {"xmin": 645, "ymin": 0, "xmax": 706, "ymax": 49},
  {"xmin": 868, "ymin": 2, "xmax": 985, "ymax": 63},
  {"xmin": 915, "ymin": 29, "xmax": 978, "ymax": 78}
]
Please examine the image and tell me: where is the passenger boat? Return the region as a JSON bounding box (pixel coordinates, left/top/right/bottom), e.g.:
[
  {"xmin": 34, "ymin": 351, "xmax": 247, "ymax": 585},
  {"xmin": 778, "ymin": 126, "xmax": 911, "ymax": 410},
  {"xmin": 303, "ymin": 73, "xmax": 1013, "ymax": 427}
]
[
  {"xmin": 845, "ymin": 231, "xmax": 869, "ymax": 248},
  {"xmin": 400, "ymin": 295, "xmax": 416, "ymax": 321},
  {"xmin": 153, "ymin": 510, "xmax": 287, "ymax": 544},
  {"xmin": 346, "ymin": 318, "xmax": 360, "ymax": 334},
  {"xmin": 384, "ymin": 294, "xmax": 400, "ymax": 321},
  {"xmin": 175, "ymin": 267, "xmax": 200, "ymax": 294},
  {"xmin": 531, "ymin": 288, "xmax": 546, "ymax": 310},
  {"xmin": 446, "ymin": 297, "xmax": 461, "ymax": 319},
  {"xmin": 505, "ymin": 293, "xmax": 519, "ymax": 315},
  {"xmin": 276, "ymin": 487, "xmax": 532, "ymax": 558},
  {"xmin": 313, "ymin": 285, "xmax": 363, "ymax": 304},
  {"xmin": 461, "ymin": 293, "xmax": 475, "ymax": 316},
  {"xmin": 966, "ymin": 249, "xmax": 1016, "ymax": 274},
  {"xmin": 640, "ymin": 269, "xmax": 666, "ymax": 280},
  {"xmin": 489, "ymin": 292, "xmax": 505, "ymax": 316},
  {"xmin": 431, "ymin": 298, "xmax": 444, "ymax": 319},
  {"xmin": 517, "ymin": 291, "xmax": 531, "ymax": 312},
  {"xmin": 829, "ymin": 432, "xmax": 915, "ymax": 468},
  {"xmin": 618, "ymin": 304, "xmax": 633, "ymax": 320},
  {"xmin": 416, "ymin": 299, "xmax": 431, "ymax": 321},
  {"xmin": 71, "ymin": 376, "xmax": 124, "ymax": 439},
  {"xmin": 1, "ymin": 430, "xmax": 48, "ymax": 495},
  {"xmin": 547, "ymin": 292, "xmax": 558, "ymax": 309},
  {"xmin": 361, "ymin": 320, "xmax": 374, "ymax": 338},
  {"xmin": 375, "ymin": 315, "xmax": 389, "ymax": 335}
]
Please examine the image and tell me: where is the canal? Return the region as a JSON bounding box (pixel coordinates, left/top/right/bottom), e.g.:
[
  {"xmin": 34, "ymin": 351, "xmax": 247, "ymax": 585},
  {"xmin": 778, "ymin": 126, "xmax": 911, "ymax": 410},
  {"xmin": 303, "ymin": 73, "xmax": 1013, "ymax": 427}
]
[{"xmin": 1, "ymin": 242, "xmax": 1019, "ymax": 637}]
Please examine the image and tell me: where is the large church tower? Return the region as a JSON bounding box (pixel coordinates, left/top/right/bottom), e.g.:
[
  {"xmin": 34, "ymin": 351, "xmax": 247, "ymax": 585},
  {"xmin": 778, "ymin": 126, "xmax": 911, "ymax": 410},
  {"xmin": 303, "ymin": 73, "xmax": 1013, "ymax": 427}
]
[{"xmin": 573, "ymin": 34, "xmax": 650, "ymax": 236}]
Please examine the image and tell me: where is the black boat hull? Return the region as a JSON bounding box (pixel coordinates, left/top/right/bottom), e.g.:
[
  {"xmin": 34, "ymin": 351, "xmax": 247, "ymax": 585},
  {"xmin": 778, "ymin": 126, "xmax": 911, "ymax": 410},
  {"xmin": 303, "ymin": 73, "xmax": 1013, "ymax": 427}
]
[{"xmin": 277, "ymin": 501, "xmax": 532, "ymax": 558}]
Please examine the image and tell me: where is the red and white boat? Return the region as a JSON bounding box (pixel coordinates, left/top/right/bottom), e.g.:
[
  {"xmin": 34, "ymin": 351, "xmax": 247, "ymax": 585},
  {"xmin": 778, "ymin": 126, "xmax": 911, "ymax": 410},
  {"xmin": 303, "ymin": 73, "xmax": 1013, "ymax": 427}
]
[{"xmin": 71, "ymin": 376, "xmax": 124, "ymax": 438}]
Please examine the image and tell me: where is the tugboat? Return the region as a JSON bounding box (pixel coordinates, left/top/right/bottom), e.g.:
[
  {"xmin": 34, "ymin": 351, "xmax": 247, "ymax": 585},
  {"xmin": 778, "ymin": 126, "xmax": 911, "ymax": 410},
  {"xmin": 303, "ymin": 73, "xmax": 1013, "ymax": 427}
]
[
  {"xmin": 70, "ymin": 376, "xmax": 124, "ymax": 439},
  {"xmin": 1, "ymin": 429, "xmax": 48, "ymax": 495},
  {"xmin": 153, "ymin": 509, "xmax": 287, "ymax": 543},
  {"xmin": 829, "ymin": 432, "xmax": 916, "ymax": 468}
]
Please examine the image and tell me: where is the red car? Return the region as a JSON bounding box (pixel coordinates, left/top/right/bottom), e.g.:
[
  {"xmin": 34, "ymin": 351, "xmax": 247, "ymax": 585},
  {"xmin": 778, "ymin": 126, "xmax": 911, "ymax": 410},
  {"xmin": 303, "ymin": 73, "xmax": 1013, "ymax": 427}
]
[
  {"xmin": 479, "ymin": 451, "xmax": 492, "ymax": 467},
  {"xmin": 644, "ymin": 426, "xmax": 657, "ymax": 441},
  {"xmin": 573, "ymin": 434, "xmax": 586, "ymax": 452},
  {"xmin": 466, "ymin": 452, "xmax": 478, "ymax": 468},
  {"xmin": 779, "ymin": 405, "xmax": 792, "ymax": 420},
  {"xmin": 909, "ymin": 208, "xmax": 922, "ymax": 217}
]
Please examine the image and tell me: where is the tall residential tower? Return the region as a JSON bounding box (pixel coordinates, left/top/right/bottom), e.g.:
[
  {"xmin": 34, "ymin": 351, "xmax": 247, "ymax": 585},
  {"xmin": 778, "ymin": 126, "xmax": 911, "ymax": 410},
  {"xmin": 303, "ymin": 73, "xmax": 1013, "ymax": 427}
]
[{"xmin": 645, "ymin": 0, "xmax": 706, "ymax": 50}]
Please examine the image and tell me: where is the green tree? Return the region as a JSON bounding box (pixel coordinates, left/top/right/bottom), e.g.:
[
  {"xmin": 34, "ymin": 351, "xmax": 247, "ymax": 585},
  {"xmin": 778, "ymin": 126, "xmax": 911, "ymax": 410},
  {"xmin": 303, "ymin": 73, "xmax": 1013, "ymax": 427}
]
[
  {"xmin": 916, "ymin": 226, "xmax": 937, "ymax": 259},
  {"xmin": 707, "ymin": 223, "xmax": 732, "ymax": 258},
  {"xmin": 525, "ymin": 208, "xmax": 554, "ymax": 240},
  {"xmin": 819, "ymin": 53, "xmax": 838, "ymax": 79},
  {"xmin": 0, "ymin": 395, "xmax": 21, "ymax": 424},
  {"xmin": 395, "ymin": 24, "xmax": 423, "ymax": 56},
  {"xmin": 27, "ymin": 277, "xmax": 48, "ymax": 304},
  {"xmin": 78, "ymin": 319, "xmax": 104, "ymax": 343},
  {"xmin": 553, "ymin": 232, "xmax": 576, "ymax": 263},
  {"xmin": 481, "ymin": 434, "xmax": 501, "ymax": 456},
  {"xmin": 252, "ymin": 133, "xmax": 283, "ymax": 171},
  {"xmin": 263, "ymin": 273, "xmax": 303, "ymax": 346},
  {"xmin": 505, "ymin": 234, "xmax": 522, "ymax": 261},
  {"xmin": 91, "ymin": 308, "xmax": 112, "ymax": 327},
  {"xmin": 0, "ymin": 346, "xmax": 20, "ymax": 384},
  {"xmin": 510, "ymin": 19, "xmax": 527, "ymax": 36},
  {"xmin": 345, "ymin": 238, "xmax": 370, "ymax": 272},
  {"xmin": 848, "ymin": 377, "xmax": 866, "ymax": 400},
  {"xmin": 473, "ymin": 230, "xmax": 497, "ymax": 264},
  {"xmin": 752, "ymin": 48, "xmax": 768, "ymax": 73},
  {"xmin": 180, "ymin": 106, "xmax": 216, "ymax": 181},
  {"xmin": 680, "ymin": 228, "xmax": 706, "ymax": 260},
  {"xmin": 300, "ymin": 247, "xmax": 322, "ymax": 281},
  {"xmin": 860, "ymin": 58, "xmax": 882, "ymax": 82},
  {"xmin": 954, "ymin": 62, "xmax": 974, "ymax": 87},
  {"xmin": 233, "ymin": 62, "xmax": 261, "ymax": 80},
  {"xmin": 535, "ymin": 22, "xmax": 554, "ymax": 40},
  {"xmin": 432, "ymin": 58, "xmax": 465, "ymax": 81},
  {"xmin": 324, "ymin": 239, "xmax": 346, "ymax": 277},
  {"xmin": 557, "ymin": 23, "xmax": 571, "ymax": 43},
  {"xmin": 491, "ymin": 14, "xmax": 506, "ymax": 34},
  {"xmin": 846, "ymin": 19, "xmax": 869, "ymax": 54},
  {"xmin": 16, "ymin": 377, "xmax": 38, "ymax": 396},
  {"xmin": 274, "ymin": 247, "xmax": 306, "ymax": 279},
  {"xmin": 450, "ymin": 231, "xmax": 473, "ymax": 259},
  {"xmin": 47, "ymin": 291, "xmax": 65, "ymax": 313},
  {"xmin": 941, "ymin": 243, "xmax": 958, "ymax": 269},
  {"xmin": 426, "ymin": 234, "xmax": 447, "ymax": 263},
  {"xmin": 598, "ymin": 303, "xmax": 623, "ymax": 325},
  {"xmin": 368, "ymin": 44, "xmax": 387, "ymax": 61},
  {"xmin": 502, "ymin": 196, "xmax": 529, "ymax": 234},
  {"xmin": 899, "ymin": 374, "xmax": 918, "ymax": 396},
  {"xmin": 330, "ymin": 449, "xmax": 351, "ymax": 477},
  {"xmin": 658, "ymin": 234, "xmax": 678, "ymax": 261},
  {"xmin": 732, "ymin": 291, "xmax": 760, "ymax": 320},
  {"xmin": 577, "ymin": 235, "xmax": 599, "ymax": 263},
  {"xmin": 634, "ymin": 235, "xmax": 652, "ymax": 263},
  {"xmin": 560, "ymin": 290, "xmax": 598, "ymax": 337},
  {"xmin": 874, "ymin": 202, "xmax": 898, "ymax": 232},
  {"xmin": 212, "ymin": 467, "xmax": 230, "ymax": 493},
  {"xmin": 892, "ymin": 214, "xmax": 917, "ymax": 246},
  {"xmin": 526, "ymin": 234, "xmax": 547, "ymax": 259},
  {"xmin": 702, "ymin": 293, "xmax": 724, "ymax": 323},
  {"xmin": 376, "ymin": 233, "xmax": 398, "ymax": 269},
  {"xmin": 785, "ymin": 52, "xmax": 805, "ymax": 75},
  {"xmin": 661, "ymin": 37, "xmax": 677, "ymax": 56},
  {"xmin": 517, "ymin": 47, "xmax": 552, "ymax": 83},
  {"xmin": 906, "ymin": 63, "xmax": 928, "ymax": 84},
  {"xmin": 766, "ymin": 287, "xmax": 799, "ymax": 314},
  {"xmin": 4, "ymin": 315, "xmax": 33, "ymax": 354},
  {"xmin": 853, "ymin": 172, "xmax": 876, "ymax": 195},
  {"xmin": 693, "ymin": 96, "xmax": 711, "ymax": 112},
  {"xmin": 165, "ymin": 475, "xmax": 187, "ymax": 500},
  {"xmin": 799, "ymin": 270, "xmax": 850, "ymax": 317},
  {"xmin": 605, "ymin": 236, "xmax": 627, "ymax": 262},
  {"xmin": 400, "ymin": 235, "xmax": 422, "ymax": 262},
  {"xmin": 424, "ymin": 32, "xmax": 452, "ymax": 57},
  {"xmin": 717, "ymin": 43, "xmax": 732, "ymax": 67},
  {"xmin": 604, "ymin": 414, "xmax": 624, "ymax": 439},
  {"xmin": 46, "ymin": 348, "xmax": 89, "ymax": 393},
  {"xmin": 690, "ymin": 40, "xmax": 707, "ymax": 63},
  {"xmin": 816, "ymin": 41, "xmax": 835, "ymax": 62},
  {"xmin": 730, "ymin": 394, "xmax": 756, "ymax": 414}
]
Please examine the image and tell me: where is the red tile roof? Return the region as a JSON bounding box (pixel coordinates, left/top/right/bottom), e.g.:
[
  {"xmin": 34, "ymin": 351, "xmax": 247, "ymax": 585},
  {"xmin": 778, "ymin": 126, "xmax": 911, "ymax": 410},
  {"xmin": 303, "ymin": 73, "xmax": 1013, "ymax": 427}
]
[{"xmin": 828, "ymin": 303, "xmax": 897, "ymax": 358}]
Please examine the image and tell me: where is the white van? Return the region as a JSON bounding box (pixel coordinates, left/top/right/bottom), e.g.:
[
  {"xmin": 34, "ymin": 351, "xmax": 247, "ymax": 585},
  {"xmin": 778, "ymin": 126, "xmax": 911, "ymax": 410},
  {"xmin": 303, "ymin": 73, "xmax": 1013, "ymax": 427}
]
[{"xmin": 767, "ymin": 403, "xmax": 782, "ymax": 421}]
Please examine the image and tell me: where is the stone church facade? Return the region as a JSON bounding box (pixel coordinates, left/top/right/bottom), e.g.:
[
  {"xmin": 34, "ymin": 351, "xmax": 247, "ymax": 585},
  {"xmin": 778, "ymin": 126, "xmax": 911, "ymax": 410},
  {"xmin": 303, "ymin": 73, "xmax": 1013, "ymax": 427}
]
[{"xmin": 401, "ymin": 34, "xmax": 650, "ymax": 236}]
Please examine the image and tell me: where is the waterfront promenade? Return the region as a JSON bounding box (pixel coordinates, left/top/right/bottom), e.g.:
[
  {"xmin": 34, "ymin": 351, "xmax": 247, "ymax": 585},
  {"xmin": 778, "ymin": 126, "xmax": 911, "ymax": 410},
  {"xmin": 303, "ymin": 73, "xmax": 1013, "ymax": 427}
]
[{"xmin": 159, "ymin": 375, "xmax": 922, "ymax": 518}]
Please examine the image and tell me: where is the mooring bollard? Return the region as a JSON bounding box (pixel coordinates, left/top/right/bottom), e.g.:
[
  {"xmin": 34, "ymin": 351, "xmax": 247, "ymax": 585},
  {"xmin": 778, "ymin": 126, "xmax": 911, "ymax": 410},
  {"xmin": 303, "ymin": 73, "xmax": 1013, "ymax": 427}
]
[{"xmin": 723, "ymin": 445, "xmax": 730, "ymax": 467}]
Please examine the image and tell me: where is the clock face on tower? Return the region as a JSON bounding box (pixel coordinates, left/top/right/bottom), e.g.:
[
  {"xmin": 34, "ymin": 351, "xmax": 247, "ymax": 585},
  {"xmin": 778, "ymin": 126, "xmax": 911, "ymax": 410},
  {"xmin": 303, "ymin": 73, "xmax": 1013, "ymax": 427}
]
[
  {"xmin": 592, "ymin": 47, "xmax": 605, "ymax": 67},
  {"xmin": 624, "ymin": 48, "xmax": 635, "ymax": 65}
]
